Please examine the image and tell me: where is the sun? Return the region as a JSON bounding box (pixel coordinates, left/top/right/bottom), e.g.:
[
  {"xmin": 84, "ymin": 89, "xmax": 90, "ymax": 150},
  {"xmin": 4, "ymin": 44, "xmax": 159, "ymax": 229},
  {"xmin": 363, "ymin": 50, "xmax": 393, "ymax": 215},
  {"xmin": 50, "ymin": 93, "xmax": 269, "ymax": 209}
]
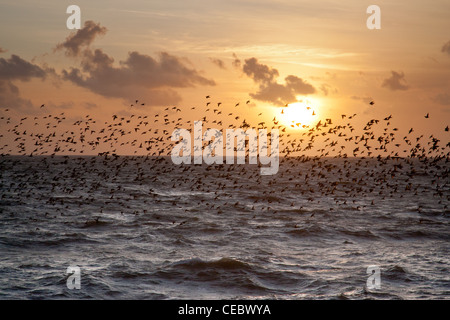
[{"xmin": 278, "ymin": 99, "xmax": 319, "ymax": 129}]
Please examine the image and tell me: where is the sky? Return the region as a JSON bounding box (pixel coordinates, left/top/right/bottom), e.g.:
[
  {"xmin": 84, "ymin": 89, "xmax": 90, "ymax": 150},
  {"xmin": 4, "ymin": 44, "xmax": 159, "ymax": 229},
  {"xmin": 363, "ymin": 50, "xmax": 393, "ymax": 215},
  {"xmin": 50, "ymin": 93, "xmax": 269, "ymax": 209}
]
[{"xmin": 0, "ymin": 0, "xmax": 449, "ymax": 155}]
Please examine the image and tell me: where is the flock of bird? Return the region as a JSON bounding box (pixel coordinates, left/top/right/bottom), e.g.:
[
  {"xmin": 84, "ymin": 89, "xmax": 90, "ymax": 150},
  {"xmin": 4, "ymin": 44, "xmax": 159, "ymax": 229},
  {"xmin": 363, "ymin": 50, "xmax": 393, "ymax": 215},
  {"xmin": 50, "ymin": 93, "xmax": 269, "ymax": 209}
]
[{"xmin": 0, "ymin": 97, "xmax": 448, "ymax": 225}]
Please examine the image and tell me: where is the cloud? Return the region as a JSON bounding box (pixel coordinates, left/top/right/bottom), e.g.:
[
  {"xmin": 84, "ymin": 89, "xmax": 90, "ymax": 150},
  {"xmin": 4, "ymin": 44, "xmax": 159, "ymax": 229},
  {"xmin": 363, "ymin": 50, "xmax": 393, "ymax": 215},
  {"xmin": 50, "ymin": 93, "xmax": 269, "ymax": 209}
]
[
  {"xmin": 381, "ymin": 71, "xmax": 409, "ymax": 91},
  {"xmin": 62, "ymin": 50, "xmax": 215, "ymax": 106},
  {"xmin": 441, "ymin": 40, "xmax": 450, "ymax": 55},
  {"xmin": 210, "ymin": 58, "xmax": 226, "ymax": 69},
  {"xmin": 285, "ymin": 75, "xmax": 315, "ymax": 94},
  {"xmin": 0, "ymin": 54, "xmax": 47, "ymax": 81},
  {"xmin": 231, "ymin": 53, "xmax": 241, "ymax": 69},
  {"xmin": 0, "ymin": 80, "xmax": 33, "ymax": 110},
  {"xmin": 243, "ymin": 57, "xmax": 279, "ymax": 84},
  {"xmin": 55, "ymin": 21, "xmax": 107, "ymax": 57},
  {"xmin": 57, "ymin": 21, "xmax": 215, "ymax": 106},
  {"xmin": 432, "ymin": 92, "xmax": 450, "ymax": 106},
  {"xmin": 242, "ymin": 57, "xmax": 315, "ymax": 106},
  {"xmin": 0, "ymin": 54, "xmax": 51, "ymax": 110},
  {"xmin": 250, "ymin": 82, "xmax": 294, "ymax": 105}
]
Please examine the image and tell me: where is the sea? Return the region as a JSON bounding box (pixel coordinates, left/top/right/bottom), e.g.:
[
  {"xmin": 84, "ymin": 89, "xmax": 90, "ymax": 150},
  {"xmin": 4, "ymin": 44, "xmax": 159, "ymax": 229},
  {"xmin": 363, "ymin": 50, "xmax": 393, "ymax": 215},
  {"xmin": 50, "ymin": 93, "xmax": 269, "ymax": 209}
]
[{"xmin": 0, "ymin": 155, "xmax": 448, "ymax": 299}]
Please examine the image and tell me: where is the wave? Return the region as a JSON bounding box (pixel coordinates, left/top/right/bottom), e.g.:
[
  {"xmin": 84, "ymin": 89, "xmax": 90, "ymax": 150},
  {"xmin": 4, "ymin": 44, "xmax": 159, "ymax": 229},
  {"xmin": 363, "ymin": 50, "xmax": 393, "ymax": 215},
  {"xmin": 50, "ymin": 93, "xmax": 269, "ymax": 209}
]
[
  {"xmin": 286, "ymin": 225, "xmax": 326, "ymax": 237},
  {"xmin": 172, "ymin": 257, "xmax": 253, "ymax": 272},
  {"xmin": 340, "ymin": 228, "xmax": 379, "ymax": 239}
]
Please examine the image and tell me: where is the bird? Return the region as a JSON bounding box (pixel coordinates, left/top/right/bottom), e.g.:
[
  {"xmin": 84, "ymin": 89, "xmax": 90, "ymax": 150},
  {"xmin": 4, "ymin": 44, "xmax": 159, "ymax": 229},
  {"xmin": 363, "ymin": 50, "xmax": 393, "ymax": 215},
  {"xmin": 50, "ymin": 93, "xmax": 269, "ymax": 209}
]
[{"xmin": 0, "ymin": 93, "xmax": 448, "ymax": 248}]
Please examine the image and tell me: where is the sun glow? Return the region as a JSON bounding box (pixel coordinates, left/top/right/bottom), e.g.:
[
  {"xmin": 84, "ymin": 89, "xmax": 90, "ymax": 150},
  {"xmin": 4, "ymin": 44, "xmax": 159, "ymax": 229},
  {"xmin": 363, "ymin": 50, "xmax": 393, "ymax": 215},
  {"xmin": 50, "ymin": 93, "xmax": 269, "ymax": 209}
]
[{"xmin": 278, "ymin": 100, "xmax": 319, "ymax": 129}]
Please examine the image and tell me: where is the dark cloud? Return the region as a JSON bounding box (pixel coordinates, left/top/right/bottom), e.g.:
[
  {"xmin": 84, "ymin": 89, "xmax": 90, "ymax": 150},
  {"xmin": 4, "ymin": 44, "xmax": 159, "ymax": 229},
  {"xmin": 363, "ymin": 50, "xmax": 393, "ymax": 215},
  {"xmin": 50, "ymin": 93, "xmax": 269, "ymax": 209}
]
[
  {"xmin": 243, "ymin": 58, "xmax": 279, "ymax": 84},
  {"xmin": 250, "ymin": 82, "xmax": 294, "ymax": 105},
  {"xmin": 381, "ymin": 71, "xmax": 409, "ymax": 91},
  {"xmin": 242, "ymin": 58, "xmax": 315, "ymax": 106},
  {"xmin": 285, "ymin": 75, "xmax": 315, "ymax": 94},
  {"xmin": 57, "ymin": 21, "xmax": 215, "ymax": 106},
  {"xmin": 0, "ymin": 80, "xmax": 33, "ymax": 110},
  {"xmin": 210, "ymin": 58, "xmax": 226, "ymax": 69},
  {"xmin": 55, "ymin": 21, "xmax": 107, "ymax": 57},
  {"xmin": 0, "ymin": 54, "xmax": 47, "ymax": 81},
  {"xmin": 441, "ymin": 40, "xmax": 450, "ymax": 55},
  {"xmin": 62, "ymin": 49, "xmax": 215, "ymax": 106},
  {"xmin": 0, "ymin": 54, "xmax": 51, "ymax": 110}
]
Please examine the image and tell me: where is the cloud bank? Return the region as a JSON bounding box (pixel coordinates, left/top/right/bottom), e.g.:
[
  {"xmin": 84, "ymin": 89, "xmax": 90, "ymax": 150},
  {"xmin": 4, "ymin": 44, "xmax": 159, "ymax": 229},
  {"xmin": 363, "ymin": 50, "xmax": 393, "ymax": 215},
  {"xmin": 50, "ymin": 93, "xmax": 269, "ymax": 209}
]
[{"xmin": 56, "ymin": 21, "xmax": 215, "ymax": 106}]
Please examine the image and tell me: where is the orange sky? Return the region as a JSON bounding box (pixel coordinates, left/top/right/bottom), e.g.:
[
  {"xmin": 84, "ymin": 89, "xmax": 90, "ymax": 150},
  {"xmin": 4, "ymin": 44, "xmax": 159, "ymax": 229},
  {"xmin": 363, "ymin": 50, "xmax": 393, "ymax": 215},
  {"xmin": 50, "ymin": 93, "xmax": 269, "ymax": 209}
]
[{"xmin": 0, "ymin": 0, "xmax": 449, "ymax": 156}]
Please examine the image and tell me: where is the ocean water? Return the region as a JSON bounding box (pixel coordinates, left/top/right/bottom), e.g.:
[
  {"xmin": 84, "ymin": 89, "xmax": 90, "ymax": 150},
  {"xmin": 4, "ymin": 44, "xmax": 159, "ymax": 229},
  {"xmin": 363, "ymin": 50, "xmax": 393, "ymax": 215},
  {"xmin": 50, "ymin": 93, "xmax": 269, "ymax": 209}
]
[{"xmin": 0, "ymin": 155, "xmax": 448, "ymax": 299}]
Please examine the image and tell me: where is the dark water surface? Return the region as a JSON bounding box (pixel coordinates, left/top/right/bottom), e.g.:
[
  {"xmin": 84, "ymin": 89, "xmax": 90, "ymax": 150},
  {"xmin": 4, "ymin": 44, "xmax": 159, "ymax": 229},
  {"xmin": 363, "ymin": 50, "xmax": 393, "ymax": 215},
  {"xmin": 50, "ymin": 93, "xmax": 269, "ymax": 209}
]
[{"xmin": 0, "ymin": 156, "xmax": 448, "ymax": 299}]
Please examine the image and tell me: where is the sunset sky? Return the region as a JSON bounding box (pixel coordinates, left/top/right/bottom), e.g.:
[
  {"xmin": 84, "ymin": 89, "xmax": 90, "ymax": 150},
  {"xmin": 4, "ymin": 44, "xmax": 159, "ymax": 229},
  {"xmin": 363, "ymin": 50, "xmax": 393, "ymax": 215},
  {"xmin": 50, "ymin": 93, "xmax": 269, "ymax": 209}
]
[{"xmin": 0, "ymin": 0, "xmax": 449, "ymax": 155}]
